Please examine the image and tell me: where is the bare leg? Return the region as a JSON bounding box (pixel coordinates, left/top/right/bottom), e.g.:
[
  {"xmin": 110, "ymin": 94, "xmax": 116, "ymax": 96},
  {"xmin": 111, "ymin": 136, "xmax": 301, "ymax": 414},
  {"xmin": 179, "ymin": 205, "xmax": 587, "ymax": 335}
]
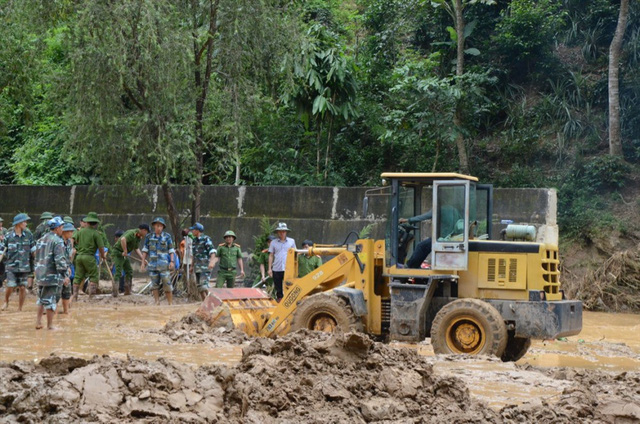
[
  {"xmin": 36, "ymin": 305, "xmax": 44, "ymax": 329},
  {"xmin": 72, "ymin": 285, "xmax": 79, "ymax": 303},
  {"xmin": 89, "ymin": 282, "xmax": 96, "ymax": 297},
  {"xmin": 200, "ymin": 291, "xmax": 207, "ymax": 301},
  {"xmin": 2, "ymin": 287, "xmax": 13, "ymax": 310},
  {"xmin": 165, "ymin": 290, "xmax": 173, "ymax": 306},
  {"xmin": 62, "ymin": 299, "xmax": 70, "ymax": 314},
  {"xmin": 18, "ymin": 287, "xmax": 26, "ymax": 311},
  {"xmin": 46, "ymin": 309, "xmax": 55, "ymax": 329},
  {"xmin": 152, "ymin": 289, "xmax": 160, "ymax": 305}
]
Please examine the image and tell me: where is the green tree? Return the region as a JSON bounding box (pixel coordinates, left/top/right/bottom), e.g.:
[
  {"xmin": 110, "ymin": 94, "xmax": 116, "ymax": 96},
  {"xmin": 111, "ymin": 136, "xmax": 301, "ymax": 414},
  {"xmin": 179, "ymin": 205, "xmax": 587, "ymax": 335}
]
[{"xmin": 431, "ymin": 0, "xmax": 495, "ymax": 174}]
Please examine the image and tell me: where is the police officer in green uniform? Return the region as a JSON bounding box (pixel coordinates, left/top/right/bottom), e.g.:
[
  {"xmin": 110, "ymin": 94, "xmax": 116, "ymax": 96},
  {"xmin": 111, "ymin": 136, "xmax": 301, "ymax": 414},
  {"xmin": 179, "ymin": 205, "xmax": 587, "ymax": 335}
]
[
  {"xmin": 72, "ymin": 212, "xmax": 106, "ymax": 299},
  {"xmin": 214, "ymin": 230, "xmax": 244, "ymax": 288},
  {"xmin": 112, "ymin": 224, "xmax": 149, "ymax": 295},
  {"xmin": 298, "ymin": 239, "xmax": 323, "ymax": 277}
]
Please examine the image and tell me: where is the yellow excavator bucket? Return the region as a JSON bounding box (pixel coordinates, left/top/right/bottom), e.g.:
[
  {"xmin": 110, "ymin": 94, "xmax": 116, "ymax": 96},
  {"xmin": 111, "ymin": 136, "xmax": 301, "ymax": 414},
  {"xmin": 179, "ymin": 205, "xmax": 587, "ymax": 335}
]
[{"xmin": 196, "ymin": 288, "xmax": 282, "ymax": 336}]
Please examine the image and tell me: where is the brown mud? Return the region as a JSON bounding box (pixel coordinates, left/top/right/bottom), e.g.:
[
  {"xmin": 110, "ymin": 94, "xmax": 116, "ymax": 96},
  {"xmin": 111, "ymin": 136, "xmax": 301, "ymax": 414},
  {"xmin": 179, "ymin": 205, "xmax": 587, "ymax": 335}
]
[
  {"xmin": 1, "ymin": 331, "xmax": 639, "ymax": 423},
  {"xmin": 1, "ymin": 285, "xmax": 640, "ymax": 423}
]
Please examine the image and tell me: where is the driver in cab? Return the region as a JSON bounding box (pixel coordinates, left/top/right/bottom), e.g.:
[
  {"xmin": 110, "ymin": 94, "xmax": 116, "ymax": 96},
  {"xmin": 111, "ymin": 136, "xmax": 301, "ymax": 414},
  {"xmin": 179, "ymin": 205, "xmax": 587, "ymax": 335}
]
[{"xmin": 399, "ymin": 205, "xmax": 462, "ymax": 269}]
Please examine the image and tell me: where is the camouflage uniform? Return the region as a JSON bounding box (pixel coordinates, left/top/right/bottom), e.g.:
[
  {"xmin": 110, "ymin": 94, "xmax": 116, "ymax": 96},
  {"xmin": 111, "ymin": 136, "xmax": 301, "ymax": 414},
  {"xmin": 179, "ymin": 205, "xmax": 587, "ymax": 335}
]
[
  {"xmin": 216, "ymin": 243, "xmax": 242, "ymax": 288},
  {"xmin": 2, "ymin": 229, "xmax": 35, "ymax": 287},
  {"xmin": 33, "ymin": 221, "xmax": 50, "ymax": 241},
  {"xmin": 35, "ymin": 232, "xmax": 67, "ymax": 311},
  {"xmin": 142, "ymin": 231, "xmax": 175, "ymax": 291},
  {"xmin": 57, "ymin": 238, "xmax": 74, "ymax": 302},
  {"xmin": 192, "ymin": 235, "xmax": 216, "ymax": 293}
]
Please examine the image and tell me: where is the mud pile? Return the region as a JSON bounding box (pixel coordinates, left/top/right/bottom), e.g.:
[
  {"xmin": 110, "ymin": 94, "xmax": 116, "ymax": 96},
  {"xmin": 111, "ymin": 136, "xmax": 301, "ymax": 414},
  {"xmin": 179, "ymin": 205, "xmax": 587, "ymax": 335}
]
[
  {"xmin": 153, "ymin": 312, "xmax": 250, "ymax": 346},
  {"xmin": 573, "ymin": 245, "xmax": 640, "ymax": 311},
  {"xmin": 1, "ymin": 331, "xmax": 639, "ymax": 423}
]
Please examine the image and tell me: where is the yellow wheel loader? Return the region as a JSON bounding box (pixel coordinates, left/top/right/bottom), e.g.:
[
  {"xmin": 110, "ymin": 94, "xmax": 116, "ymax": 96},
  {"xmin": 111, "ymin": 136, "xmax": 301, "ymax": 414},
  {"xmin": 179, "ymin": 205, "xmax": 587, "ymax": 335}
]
[{"xmin": 198, "ymin": 173, "xmax": 582, "ymax": 361}]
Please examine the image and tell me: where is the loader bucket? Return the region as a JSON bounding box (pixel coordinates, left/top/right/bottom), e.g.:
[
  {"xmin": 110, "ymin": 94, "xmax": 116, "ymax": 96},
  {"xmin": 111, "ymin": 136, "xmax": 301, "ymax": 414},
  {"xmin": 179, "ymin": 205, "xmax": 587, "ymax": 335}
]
[{"xmin": 196, "ymin": 288, "xmax": 279, "ymax": 336}]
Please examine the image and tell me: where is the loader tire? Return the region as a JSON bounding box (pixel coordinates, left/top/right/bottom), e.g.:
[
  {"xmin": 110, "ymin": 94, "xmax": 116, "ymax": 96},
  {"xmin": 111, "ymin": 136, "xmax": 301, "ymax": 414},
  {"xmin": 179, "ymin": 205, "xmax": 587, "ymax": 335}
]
[
  {"xmin": 501, "ymin": 334, "xmax": 531, "ymax": 362},
  {"xmin": 431, "ymin": 298, "xmax": 507, "ymax": 358},
  {"xmin": 291, "ymin": 293, "xmax": 363, "ymax": 333}
]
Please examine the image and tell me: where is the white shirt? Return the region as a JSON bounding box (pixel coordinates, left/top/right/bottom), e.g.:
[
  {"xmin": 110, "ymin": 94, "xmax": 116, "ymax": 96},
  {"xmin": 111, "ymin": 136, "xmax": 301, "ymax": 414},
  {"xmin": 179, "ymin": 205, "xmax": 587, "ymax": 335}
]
[{"xmin": 268, "ymin": 236, "xmax": 296, "ymax": 272}]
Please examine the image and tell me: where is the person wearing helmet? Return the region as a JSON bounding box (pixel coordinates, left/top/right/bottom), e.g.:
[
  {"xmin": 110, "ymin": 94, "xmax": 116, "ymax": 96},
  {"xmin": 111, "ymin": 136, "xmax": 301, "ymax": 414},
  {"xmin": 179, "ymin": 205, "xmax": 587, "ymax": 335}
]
[
  {"xmin": 72, "ymin": 212, "xmax": 106, "ymax": 300},
  {"xmin": 34, "ymin": 212, "xmax": 54, "ymax": 241},
  {"xmin": 213, "ymin": 230, "xmax": 244, "ymax": 288},
  {"xmin": 58, "ymin": 223, "xmax": 76, "ymax": 314},
  {"xmin": 0, "ymin": 213, "xmax": 35, "ymax": 311},
  {"xmin": 112, "ymin": 224, "xmax": 150, "ymax": 296},
  {"xmin": 189, "ymin": 223, "xmax": 216, "ymax": 300},
  {"xmin": 140, "ymin": 217, "xmax": 176, "ymax": 305},
  {"xmin": 34, "ymin": 217, "xmax": 68, "ymax": 330},
  {"xmin": 268, "ymin": 222, "xmax": 296, "ymax": 301},
  {"xmin": 298, "ymin": 239, "xmax": 322, "ymax": 278}
]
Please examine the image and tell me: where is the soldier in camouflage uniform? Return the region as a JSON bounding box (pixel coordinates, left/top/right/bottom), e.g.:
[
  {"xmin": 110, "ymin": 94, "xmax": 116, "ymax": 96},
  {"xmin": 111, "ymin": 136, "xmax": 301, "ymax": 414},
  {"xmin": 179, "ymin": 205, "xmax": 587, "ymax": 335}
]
[
  {"xmin": 0, "ymin": 213, "xmax": 35, "ymax": 311},
  {"xmin": 33, "ymin": 212, "xmax": 53, "ymax": 241},
  {"xmin": 189, "ymin": 223, "xmax": 216, "ymax": 300},
  {"xmin": 58, "ymin": 223, "xmax": 76, "ymax": 314},
  {"xmin": 141, "ymin": 217, "xmax": 176, "ymax": 305},
  {"xmin": 213, "ymin": 230, "xmax": 245, "ymax": 288},
  {"xmin": 35, "ymin": 217, "xmax": 69, "ymax": 330}
]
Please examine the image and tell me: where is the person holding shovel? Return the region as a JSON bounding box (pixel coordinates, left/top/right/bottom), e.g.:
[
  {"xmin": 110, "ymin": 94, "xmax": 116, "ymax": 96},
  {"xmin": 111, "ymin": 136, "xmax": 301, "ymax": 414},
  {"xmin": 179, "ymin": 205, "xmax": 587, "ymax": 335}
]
[
  {"xmin": 112, "ymin": 224, "xmax": 150, "ymax": 295},
  {"xmin": 140, "ymin": 217, "xmax": 176, "ymax": 305}
]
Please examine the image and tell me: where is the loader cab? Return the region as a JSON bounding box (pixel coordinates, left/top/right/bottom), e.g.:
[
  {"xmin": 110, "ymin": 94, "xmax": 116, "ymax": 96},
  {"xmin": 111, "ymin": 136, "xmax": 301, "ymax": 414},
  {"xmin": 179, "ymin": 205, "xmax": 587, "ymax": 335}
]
[{"xmin": 381, "ymin": 173, "xmax": 493, "ymax": 274}]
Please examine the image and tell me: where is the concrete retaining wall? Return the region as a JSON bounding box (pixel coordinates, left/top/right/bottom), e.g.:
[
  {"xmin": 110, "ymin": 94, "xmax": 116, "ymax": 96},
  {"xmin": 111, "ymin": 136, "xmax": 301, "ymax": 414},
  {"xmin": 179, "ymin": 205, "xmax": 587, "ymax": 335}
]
[{"xmin": 0, "ymin": 185, "xmax": 558, "ymax": 260}]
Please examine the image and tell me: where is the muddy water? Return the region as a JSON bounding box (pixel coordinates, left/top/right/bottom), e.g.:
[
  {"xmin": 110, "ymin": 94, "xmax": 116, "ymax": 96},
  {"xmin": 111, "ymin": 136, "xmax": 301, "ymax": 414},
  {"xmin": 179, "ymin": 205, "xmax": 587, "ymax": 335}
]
[{"xmin": 0, "ymin": 295, "xmax": 243, "ymax": 366}]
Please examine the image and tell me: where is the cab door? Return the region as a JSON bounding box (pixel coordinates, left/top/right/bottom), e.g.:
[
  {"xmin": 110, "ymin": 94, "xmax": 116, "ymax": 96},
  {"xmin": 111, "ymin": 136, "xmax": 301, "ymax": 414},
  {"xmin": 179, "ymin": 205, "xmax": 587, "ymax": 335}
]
[{"xmin": 431, "ymin": 180, "xmax": 471, "ymax": 271}]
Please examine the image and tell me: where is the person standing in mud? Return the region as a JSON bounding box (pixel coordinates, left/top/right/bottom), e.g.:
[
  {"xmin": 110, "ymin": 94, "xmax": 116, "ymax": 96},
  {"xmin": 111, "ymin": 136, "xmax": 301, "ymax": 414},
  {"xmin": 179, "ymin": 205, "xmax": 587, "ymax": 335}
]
[
  {"xmin": 34, "ymin": 217, "xmax": 68, "ymax": 330},
  {"xmin": 0, "ymin": 217, "xmax": 7, "ymax": 288},
  {"xmin": 189, "ymin": 223, "xmax": 216, "ymax": 300},
  {"xmin": 140, "ymin": 217, "xmax": 176, "ymax": 306},
  {"xmin": 33, "ymin": 212, "xmax": 53, "ymax": 241},
  {"xmin": 58, "ymin": 223, "xmax": 76, "ymax": 314},
  {"xmin": 0, "ymin": 213, "xmax": 35, "ymax": 311},
  {"xmin": 72, "ymin": 212, "xmax": 106, "ymax": 300},
  {"xmin": 268, "ymin": 222, "xmax": 296, "ymax": 301},
  {"xmin": 213, "ymin": 230, "xmax": 244, "ymax": 288},
  {"xmin": 112, "ymin": 224, "xmax": 149, "ymax": 296}
]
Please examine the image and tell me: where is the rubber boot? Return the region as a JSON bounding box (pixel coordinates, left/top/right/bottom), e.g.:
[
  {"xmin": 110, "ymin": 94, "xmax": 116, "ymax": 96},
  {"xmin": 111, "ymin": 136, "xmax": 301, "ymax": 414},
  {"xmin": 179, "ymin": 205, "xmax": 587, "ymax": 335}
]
[
  {"xmin": 72, "ymin": 285, "xmax": 79, "ymax": 302},
  {"xmin": 124, "ymin": 277, "xmax": 132, "ymax": 296},
  {"xmin": 89, "ymin": 282, "xmax": 96, "ymax": 297}
]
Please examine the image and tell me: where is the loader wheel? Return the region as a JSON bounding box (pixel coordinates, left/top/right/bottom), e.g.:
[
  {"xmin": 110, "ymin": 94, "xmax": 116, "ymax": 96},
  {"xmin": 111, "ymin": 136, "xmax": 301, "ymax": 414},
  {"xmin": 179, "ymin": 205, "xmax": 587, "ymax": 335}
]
[
  {"xmin": 291, "ymin": 293, "xmax": 363, "ymax": 333},
  {"xmin": 501, "ymin": 334, "xmax": 531, "ymax": 362},
  {"xmin": 431, "ymin": 299, "xmax": 507, "ymax": 357}
]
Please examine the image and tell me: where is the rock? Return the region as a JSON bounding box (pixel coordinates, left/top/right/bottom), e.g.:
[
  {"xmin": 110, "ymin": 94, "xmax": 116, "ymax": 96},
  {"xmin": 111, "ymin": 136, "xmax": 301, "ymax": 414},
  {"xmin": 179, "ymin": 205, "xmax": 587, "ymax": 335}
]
[
  {"xmin": 139, "ymin": 390, "xmax": 151, "ymax": 400},
  {"xmin": 360, "ymin": 397, "xmax": 405, "ymax": 421},
  {"xmin": 600, "ymin": 400, "xmax": 640, "ymax": 421}
]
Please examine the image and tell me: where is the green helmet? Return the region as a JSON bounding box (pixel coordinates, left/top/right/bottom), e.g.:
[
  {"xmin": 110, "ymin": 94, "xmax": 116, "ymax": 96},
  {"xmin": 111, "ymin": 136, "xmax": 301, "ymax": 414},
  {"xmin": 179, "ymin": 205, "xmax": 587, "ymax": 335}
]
[
  {"xmin": 223, "ymin": 230, "xmax": 237, "ymax": 239},
  {"xmin": 151, "ymin": 217, "xmax": 167, "ymax": 228},
  {"xmin": 63, "ymin": 216, "xmax": 75, "ymax": 224},
  {"xmin": 40, "ymin": 212, "xmax": 53, "ymax": 221},
  {"xmin": 12, "ymin": 213, "xmax": 31, "ymax": 226}
]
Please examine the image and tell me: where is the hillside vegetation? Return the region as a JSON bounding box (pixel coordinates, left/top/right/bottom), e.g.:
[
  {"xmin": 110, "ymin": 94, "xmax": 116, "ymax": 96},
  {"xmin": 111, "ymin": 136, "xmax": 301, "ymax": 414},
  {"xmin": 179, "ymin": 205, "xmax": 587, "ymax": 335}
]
[{"xmin": 1, "ymin": 0, "xmax": 639, "ymax": 309}]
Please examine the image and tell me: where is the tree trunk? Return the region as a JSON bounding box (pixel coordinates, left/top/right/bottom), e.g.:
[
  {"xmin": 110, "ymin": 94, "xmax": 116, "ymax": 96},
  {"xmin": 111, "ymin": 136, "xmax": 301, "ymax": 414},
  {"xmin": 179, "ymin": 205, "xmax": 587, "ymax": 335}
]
[
  {"xmin": 608, "ymin": 0, "xmax": 629, "ymax": 157},
  {"xmin": 453, "ymin": 0, "xmax": 470, "ymax": 174},
  {"xmin": 455, "ymin": 0, "xmax": 465, "ymax": 78},
  {"xmin": 161, "ymin": 182, "xmax": 181, "ymax": 245}
]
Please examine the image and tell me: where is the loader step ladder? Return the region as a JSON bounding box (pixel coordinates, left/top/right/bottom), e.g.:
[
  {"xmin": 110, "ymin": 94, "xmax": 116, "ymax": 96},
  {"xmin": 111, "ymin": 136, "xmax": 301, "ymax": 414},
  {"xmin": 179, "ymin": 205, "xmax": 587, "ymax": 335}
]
[{"xmin": 389, "ymin": 275, "xmax": 458, "ymax": 342}]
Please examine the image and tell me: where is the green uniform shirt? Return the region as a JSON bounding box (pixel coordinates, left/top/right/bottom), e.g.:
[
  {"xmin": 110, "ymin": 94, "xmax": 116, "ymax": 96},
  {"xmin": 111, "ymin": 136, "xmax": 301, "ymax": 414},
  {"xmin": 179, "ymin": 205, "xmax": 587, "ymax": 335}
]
[
  {"xmin": 216, "ymin": 243, "xmax": 242, "ymax": 270},
  {"xmin": 298, "ymin": 254, "xmax": 322, "ymax": 277},
  {"xmin": 73, "ymin": 227, "xmax": 105, "ymax": 256},
  {"xmin": 112, "ymin": 229, "xmax": 141, "ymax": 254}
]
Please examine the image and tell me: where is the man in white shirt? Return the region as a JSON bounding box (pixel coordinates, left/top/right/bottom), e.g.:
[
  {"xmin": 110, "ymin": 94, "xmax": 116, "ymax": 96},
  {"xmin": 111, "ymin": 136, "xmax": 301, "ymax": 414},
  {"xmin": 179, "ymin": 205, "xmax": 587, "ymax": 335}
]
[{"xmin": 268, "ymin": 222, "xmax": 296, "ymax": 301}]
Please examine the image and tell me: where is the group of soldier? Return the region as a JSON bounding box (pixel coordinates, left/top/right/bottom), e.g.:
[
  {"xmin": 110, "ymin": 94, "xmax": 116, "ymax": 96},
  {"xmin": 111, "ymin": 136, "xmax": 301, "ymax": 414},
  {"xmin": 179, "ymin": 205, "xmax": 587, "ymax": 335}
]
[{"xmin": 0, "ymin": 211, "xmax": 323, "ymax": 329}]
